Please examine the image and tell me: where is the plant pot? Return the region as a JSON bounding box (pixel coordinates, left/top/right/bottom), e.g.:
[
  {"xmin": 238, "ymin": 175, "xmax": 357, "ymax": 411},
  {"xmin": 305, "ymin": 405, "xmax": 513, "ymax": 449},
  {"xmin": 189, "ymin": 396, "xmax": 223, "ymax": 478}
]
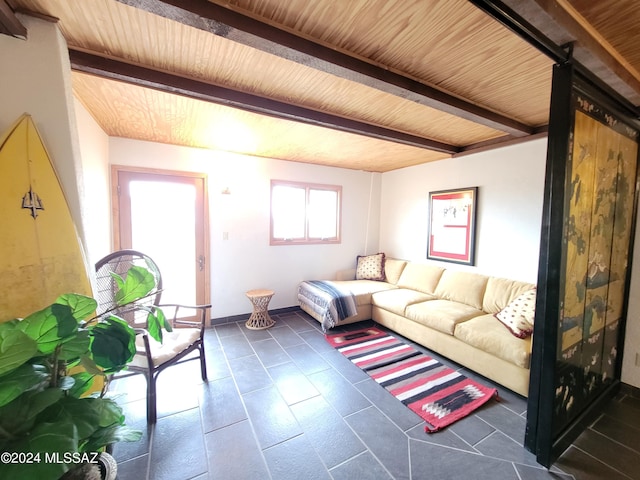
[
  {"xmin": 98, "ymin": 452, "xmax": 118, "ymax": 480},
  {"xmin": 60, "ymin": 452, "xmax": 117, "ymax": 480}
]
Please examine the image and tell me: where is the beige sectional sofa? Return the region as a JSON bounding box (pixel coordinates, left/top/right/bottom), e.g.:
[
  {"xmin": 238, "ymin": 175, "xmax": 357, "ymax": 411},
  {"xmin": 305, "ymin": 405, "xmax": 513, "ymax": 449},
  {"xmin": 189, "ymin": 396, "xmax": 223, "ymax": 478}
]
[{"xmin": 299, "ymin": 258, "xmax": 535, "ymax": 397}]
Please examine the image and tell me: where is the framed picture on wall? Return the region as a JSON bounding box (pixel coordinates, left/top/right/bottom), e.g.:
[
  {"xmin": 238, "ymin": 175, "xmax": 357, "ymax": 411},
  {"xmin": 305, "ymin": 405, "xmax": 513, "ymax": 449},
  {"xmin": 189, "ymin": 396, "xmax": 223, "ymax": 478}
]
[{"xmin": 427, "ymin": 187, "xmax": 478, "ymax": 265}]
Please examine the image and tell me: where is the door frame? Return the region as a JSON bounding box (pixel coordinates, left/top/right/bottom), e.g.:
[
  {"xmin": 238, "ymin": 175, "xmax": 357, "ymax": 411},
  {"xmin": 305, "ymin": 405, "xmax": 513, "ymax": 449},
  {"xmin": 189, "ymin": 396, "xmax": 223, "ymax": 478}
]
[{"xmin": 111, "ymin": 165, "xmax": 210, "ymax": 305}]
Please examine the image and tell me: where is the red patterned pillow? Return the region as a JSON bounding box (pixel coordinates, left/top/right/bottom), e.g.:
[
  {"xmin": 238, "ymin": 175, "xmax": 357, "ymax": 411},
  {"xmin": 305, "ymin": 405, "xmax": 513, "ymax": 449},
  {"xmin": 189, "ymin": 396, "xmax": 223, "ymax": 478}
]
[
  {"xmin": 495, "ymin": 289, "xmax": 536, "ymax": 338},
  {"xmin": 356, "ymin": 253, "xmax": 386, "ymax": 281}
]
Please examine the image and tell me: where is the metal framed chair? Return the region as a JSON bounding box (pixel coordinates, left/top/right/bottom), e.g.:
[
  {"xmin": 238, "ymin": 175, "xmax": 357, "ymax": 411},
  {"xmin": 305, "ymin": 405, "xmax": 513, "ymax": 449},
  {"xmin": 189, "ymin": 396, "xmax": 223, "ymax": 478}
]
[{"xmin": 94, "ymin": 249, "xmax": 210, "ymax": 423}]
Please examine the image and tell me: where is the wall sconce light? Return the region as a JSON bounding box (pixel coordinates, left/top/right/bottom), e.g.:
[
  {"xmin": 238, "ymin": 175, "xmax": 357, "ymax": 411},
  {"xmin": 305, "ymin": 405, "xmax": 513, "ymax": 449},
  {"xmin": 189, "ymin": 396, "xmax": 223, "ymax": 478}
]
[{"xmin": 221, "ymin": 187, "xmax": 231, "ymax": 195}]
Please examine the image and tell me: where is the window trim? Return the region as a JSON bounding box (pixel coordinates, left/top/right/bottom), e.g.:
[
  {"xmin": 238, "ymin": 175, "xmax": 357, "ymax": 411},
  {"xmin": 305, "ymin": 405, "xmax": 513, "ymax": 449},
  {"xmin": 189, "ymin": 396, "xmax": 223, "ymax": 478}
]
[{"xmin": 270, "ymin": 180, "xmax": 342, "ymax": 245}]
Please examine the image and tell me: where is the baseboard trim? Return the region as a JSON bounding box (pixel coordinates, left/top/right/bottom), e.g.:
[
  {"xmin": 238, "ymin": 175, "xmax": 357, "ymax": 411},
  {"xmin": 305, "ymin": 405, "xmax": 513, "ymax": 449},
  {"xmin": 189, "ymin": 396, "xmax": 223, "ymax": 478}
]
[
  {"xmin": 209, "ymin": 305, "xmax": 301, "ymax": 326},
  {"xmin": 621, "ymin": 382, "xmax": 640, "ymax": 397}
]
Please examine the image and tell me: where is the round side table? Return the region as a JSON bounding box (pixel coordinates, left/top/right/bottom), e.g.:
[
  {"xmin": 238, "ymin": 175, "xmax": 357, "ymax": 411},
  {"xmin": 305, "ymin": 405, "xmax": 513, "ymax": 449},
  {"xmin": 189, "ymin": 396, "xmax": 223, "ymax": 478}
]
[{"xmin": 245, "ymin": 289, "xmax": 275, "ymax": 330}]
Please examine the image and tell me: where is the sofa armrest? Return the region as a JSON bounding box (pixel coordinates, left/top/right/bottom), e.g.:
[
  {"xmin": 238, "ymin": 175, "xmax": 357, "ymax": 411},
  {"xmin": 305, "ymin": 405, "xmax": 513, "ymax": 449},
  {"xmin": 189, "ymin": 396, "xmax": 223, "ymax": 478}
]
[{"xmin": 336, "ymin": 268, "xmax": 356, "ymax": 281}]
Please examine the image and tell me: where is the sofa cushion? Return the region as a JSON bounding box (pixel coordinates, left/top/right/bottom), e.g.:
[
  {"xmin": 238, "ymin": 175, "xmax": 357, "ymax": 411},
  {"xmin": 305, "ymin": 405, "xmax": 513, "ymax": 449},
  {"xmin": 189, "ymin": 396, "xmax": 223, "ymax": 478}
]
[
  {"xmin": 356, "ymin": 253, "xmax": 386, "ymax": 281},
  {"xmin": 405, "ymin": 299, "xmax": 484, "ymax": 335},
  {"xmin": 454, "ymin": 314, "xmax": 531, "ymax": 368},
  {"xmin": 482, "ymin": 276, "xmax": 536, "ymax": 314},
  {"xmin": 434, "ymin": 270, "xmax": 488, "ymax": 310},
  {"xmin": 372, "ymin": 288, "xmax": 436, "ymax": 316},
  {"xmin": 396, "ymin": 263, "xmax": 444, "ymax": 294},
  {"xmin": 331, "ymin": 279, "xmax": 397, "ymax": 306},
  {"xmin": 384, "ymin": 258, "xmax": 407, "ymax": 285},
  {"xmin": 495, "ymin": 289, "xmax": 536, "ymax": 338}
]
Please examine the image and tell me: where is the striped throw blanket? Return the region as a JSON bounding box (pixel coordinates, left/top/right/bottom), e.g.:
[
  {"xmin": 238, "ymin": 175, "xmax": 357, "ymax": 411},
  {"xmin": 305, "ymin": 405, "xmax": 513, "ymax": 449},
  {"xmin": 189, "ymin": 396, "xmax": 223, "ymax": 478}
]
[{"xmin": 297, "ymin": 280, "xmax": 357, "ymax": 330}]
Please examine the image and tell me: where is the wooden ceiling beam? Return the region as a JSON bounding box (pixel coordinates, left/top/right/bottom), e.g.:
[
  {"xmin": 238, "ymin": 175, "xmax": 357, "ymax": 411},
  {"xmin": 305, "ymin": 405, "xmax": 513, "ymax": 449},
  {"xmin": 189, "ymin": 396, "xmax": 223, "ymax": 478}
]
[
  {"xmin": 495, "ymin": 0, "xmax": 640, "ymax": 106},
  {"xmin": 455, "ymin": 127, "xmax": 548, "ymax": 157},
  {"xmin": 0, "ymin": 0, "xmax": 27, "ymax": 38},
  {"xmin": 115, "ymin": 0, "xmax": 534, "ymax": 137},
  {"xmin": 69, "ymin": 49, "xmax": 460, "ymax": 155},
  {"xmin": 532, "ymin": 0, "xmax": 640, "ymax": 100}
]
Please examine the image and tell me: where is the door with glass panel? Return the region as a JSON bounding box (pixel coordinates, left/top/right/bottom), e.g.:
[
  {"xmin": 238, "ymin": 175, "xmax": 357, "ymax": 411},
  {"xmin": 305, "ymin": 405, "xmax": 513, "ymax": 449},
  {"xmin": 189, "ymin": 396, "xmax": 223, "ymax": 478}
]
[{"xmin": 113, "ymin": 167, "xmax": 209, "ymax": 311}]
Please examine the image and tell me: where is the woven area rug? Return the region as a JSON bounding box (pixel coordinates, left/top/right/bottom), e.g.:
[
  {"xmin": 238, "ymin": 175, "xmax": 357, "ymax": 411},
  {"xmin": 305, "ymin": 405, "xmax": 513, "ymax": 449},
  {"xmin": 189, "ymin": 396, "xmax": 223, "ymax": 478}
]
[{"xmin": 326, "ymin": 326, "xmax": 498, "ymax": 432}]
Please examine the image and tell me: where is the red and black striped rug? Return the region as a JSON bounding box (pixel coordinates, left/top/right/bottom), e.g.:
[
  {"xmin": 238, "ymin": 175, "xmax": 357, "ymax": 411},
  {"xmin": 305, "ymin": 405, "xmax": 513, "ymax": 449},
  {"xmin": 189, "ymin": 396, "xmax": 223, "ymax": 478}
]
[{"xmin": 325, "ymin": 326, "xmax": 498, "ymax": 432}]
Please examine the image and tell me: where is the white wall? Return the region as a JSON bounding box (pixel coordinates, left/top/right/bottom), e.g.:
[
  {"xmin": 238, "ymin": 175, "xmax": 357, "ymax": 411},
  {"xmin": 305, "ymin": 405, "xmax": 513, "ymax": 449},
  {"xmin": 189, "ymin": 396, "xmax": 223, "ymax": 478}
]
[
  {"xmin": 622, "ymin": 210, "xmax": 640, "ymax": 387},
  {"xmin": 379, "ymin": 138, "xmax": 548, "ymax": 283},
  {"xmin": 109, "ymin": 137, "xmax": 381, "ymax": 318},
  {"xmin": 74, "ymin": 99, "xmax": 111, "ymax": 265}
]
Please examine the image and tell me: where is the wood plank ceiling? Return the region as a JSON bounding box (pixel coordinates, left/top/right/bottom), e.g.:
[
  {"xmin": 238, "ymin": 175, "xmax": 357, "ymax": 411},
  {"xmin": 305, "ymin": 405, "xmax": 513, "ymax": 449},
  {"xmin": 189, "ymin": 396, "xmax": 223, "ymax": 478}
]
[{"xmin": 4, "ymin": 0, "xmax": 640, "ymax": 172}]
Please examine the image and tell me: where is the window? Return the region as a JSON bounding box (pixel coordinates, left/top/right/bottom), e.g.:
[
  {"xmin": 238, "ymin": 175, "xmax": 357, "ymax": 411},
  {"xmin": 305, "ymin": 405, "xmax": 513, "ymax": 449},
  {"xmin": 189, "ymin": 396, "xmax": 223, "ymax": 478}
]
[{"xmin": 270, "ymin": 180, "xmax": 341, "ymax": 245}]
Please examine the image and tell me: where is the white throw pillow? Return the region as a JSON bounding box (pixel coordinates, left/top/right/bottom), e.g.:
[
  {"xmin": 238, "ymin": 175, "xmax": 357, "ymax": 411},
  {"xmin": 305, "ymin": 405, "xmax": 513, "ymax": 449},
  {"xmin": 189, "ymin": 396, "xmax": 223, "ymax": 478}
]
[
  {"xmin": 495, "ymin": 289, "xmax": 536, "ymax": 338},
  {"xmin": 355, "ymin": 253, "xmax": 386, "ymax": 281}
]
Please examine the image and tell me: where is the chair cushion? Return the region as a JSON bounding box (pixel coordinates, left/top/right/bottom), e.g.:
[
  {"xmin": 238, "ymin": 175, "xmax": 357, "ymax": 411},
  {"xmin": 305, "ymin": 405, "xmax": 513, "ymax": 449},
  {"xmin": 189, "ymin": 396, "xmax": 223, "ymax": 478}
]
[{"xmin": 130, "ymin": 328, "xmax": 201, "ymax": 368}]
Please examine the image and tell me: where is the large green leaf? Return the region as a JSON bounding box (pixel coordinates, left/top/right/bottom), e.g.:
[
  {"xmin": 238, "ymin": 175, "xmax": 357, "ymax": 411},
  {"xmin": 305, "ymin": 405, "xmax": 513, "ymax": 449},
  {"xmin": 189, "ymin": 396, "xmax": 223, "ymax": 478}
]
[
  {"xmin": 0, "ymin": 388, "xmax": 64, "ymax": 438},
  {"xmin": 0, "ymin": 328, "xmax": 38, "ymax": 376},
  {"xmin": 114, "ymin": 265, "xmax": 155, "ymax": 305},
  {"xmin": 109, "ymin": 271, "xmax": 125, "ymax": 290},
  {"xmin": 0, "ymin": 421, "xmax": 78, "ymax": 480},
  {"xmin": 145, "ymin": 305, "xmax": 172, "ymax": 343},
  {"xmin": 59, "ymin": 397, "xmax": 133, "ymax": 453},
  {"xmin": 93, "ymin": 396, "xmax": 125, "ymax": 428},
  {"xmin": 78, "ymin": 355, "xmax": 103, "ymax": 376},
  {"xmin": 147, "ymin": 311, "xmax": 162, "ymax": 343},
  {"xmin": 90, "ymin": 316, "xmax": 136, "ymax": 372},
  {"xmin": 68, "ymin": 371, "xmax": 95, "ymax": 398},
  {"xmin": 16, "ymin": 304, "xmax": 78, "ymax": 354},
  {"xmin": 0, "ymin": 319, "xmax": 18, "ymax": 330},
  {"xmin": 0, "ymin": 363, "xmax": 48, "ymax": 408},
  {"xmin": 51, "ymin": 303, "xmax": 78, "ymax": 338},
  {"xmin": 58, "ymin": 328, "xmax": 90, "ymax": 361},
  {"xmin": 55, "ymin": 293, "xmax": 97, "ymax": 322},
  {"xmin": 41, "ymin": 396, "xmax": 102, "ymax": 441},
  {"xmin": 84, "ymin": 424, "xmax": 142, "ymax": 453}
]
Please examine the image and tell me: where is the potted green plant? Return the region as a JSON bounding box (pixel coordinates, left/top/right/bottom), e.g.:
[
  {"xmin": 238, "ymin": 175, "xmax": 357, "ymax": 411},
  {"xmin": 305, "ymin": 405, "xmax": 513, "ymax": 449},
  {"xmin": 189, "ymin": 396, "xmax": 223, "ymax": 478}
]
[{"xmin": 0, "ymin": 265, "xmax": 170, "ymax": 480}]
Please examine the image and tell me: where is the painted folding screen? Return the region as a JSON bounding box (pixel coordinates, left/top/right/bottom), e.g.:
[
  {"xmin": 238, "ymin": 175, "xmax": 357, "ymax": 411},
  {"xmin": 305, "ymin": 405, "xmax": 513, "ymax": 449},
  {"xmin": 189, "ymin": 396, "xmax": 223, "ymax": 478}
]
[{"xmin": 526, "ymin": 62, "xmax": 640, "ymax": 467}]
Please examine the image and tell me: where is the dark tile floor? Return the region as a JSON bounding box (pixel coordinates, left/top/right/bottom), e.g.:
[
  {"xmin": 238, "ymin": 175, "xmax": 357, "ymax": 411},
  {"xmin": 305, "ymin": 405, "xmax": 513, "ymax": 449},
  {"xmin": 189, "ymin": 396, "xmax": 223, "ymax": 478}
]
[{"xmin": 110, "ymin": 309, "xmax": 640, "ymax": 480}]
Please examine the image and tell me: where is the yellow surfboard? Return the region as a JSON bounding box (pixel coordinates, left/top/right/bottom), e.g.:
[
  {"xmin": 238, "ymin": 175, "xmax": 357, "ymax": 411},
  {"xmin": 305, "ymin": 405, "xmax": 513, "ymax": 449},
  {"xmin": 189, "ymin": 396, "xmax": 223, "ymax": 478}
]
[{"xmin": 0, "ymin": 114, "xmax": 93, "ymax": 322}]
